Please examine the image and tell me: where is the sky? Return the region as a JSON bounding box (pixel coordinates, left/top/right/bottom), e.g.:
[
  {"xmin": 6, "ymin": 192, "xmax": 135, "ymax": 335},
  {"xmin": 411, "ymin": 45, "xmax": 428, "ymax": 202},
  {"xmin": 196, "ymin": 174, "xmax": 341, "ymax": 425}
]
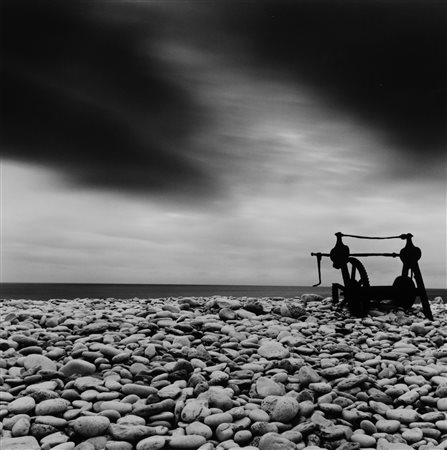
[{"xmin": 1, "ymin": 0, "xmax": 446, "ymax": 287}]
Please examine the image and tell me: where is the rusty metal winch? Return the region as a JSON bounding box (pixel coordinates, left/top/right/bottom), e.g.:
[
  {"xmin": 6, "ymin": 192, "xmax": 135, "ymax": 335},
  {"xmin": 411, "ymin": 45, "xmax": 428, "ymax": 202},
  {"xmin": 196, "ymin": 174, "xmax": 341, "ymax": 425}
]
[{"xmin": 311, "ymin": 232, "xmax": 433, "ymax": 319}]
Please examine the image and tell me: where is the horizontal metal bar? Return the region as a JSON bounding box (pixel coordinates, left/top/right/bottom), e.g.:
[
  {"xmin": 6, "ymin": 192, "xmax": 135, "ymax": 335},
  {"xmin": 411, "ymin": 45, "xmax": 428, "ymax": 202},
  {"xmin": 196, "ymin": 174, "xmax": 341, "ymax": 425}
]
[
  {"xmin": 350, "ymin": 252, "xmax": 399, "ymax": 257},
  {"xmin": 341, "ymin": 233, "xmax": 407, "ymax": 240},
  {"xmin": 312, "ymin": 252, "xmax": 399, "ymax": 258}
]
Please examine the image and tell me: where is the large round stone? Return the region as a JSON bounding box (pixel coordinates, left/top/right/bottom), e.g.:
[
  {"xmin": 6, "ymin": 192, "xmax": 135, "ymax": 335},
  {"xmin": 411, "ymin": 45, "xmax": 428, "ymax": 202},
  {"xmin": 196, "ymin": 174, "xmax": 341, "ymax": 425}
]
[
  {"xmin": 11, "ymin": 334, "xmax": 39, "ymax": 347},
  {"xmin": 376, "ymin": 419, "xmax": 401, "ymax": 434},
  {"xmin": 259, "ymin": 432, "xmax": 297, "ymax": 450},
  {"xmin": 261, "ymin": 396, "xmax": 300, "ymax": 422},
  {"xmin": 136, "ymin": 436, "xmax": 166, "ymax": 450},
  {"xmin": 376, "ymin": 438, "xmax": 414, "ymax": 450},
  {"xmin": 402, "ymin": 427, "xmax": 423, "ymax": 443},
  {"xmin": 256, "ymin": 377, "xmax": 286, "ymax": 398},
  {"xmin": 35, "ymin": 399, "xmax": 70, "ymax": 416},
  {"xmin": 385, "ymin": 408, "xmax": 419, "ymax": 423},
  {"xmin": 72, "ymin": 416, "xmax": 111, "ymax": 438},
  {"xmin": 8, "ymin": 396, "xmax": 36, "ymax": 414},
  {"xmin": 23, "ymin": 354, "xmax": 57, "ymax": 372},
  {"xmin": 297, "ymin": 366, "xmax": 322, "ymax": 386},
  {"xmin": 258, "ymin": 341, "xmax": 290, "ymax": 359},
  {"xmin": 60, "ymin": 359, "xmax": 96, "ymax": 377},
  {"xmin": 169, "ymin": 435, "xmax": 207, "ymax": 449},
  {"xmin": 0, "ymin": 436, "xmax": 40, "ymax": 450}
]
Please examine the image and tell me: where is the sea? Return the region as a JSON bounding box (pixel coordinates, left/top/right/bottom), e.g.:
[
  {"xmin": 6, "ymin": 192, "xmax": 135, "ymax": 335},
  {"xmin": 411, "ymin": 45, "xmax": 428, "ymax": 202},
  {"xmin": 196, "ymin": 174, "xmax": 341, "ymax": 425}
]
[{"xmin": 0, "ymin": 283, "xmax": 446, "ymax": 301}]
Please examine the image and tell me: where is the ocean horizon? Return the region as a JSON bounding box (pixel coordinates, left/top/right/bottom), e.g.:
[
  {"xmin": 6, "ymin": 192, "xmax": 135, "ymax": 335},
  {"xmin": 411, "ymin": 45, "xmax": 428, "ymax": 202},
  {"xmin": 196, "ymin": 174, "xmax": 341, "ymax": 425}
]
[{"xmin": 0, "ymin": 283, "xmax": 446, "ymax": 302}]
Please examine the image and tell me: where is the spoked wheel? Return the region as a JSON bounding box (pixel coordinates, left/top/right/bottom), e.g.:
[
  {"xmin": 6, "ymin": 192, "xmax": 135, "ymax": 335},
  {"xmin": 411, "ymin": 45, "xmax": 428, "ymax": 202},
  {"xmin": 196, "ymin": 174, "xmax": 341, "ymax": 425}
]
[{"xmin": 344, "ymin": 257, "xmax": 370, "ymax": 317}]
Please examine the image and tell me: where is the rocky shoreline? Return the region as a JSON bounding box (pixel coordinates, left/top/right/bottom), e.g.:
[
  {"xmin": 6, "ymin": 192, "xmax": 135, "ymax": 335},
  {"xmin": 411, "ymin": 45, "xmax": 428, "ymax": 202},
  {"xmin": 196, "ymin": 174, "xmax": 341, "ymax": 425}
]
[{"xmin": 1, "ymin": 294, "xmax": 447, "ymax": 450}]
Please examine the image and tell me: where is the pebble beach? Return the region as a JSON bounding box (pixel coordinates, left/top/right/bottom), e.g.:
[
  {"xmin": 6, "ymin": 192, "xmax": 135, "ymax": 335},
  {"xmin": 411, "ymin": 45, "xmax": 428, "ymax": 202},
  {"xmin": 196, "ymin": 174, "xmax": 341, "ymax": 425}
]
[{"xmin": 1, "ymin": 294, "xmax": 447, "ymax": 450}]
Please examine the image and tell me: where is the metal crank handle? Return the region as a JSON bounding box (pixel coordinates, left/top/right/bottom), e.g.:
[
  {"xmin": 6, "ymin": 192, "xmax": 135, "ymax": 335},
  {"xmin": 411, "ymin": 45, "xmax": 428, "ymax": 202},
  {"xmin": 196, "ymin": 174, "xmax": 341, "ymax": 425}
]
[{"xmin": 311, "ymin": 252, "xmax": 323, "ymax": 287}]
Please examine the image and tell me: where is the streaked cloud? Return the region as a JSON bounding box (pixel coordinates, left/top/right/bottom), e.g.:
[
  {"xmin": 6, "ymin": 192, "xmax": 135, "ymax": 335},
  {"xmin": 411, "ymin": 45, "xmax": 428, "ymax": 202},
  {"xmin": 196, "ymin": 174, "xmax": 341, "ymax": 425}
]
[{"xmin": 1, "ymin": 0, "xmax": 446, "ymax": 201}]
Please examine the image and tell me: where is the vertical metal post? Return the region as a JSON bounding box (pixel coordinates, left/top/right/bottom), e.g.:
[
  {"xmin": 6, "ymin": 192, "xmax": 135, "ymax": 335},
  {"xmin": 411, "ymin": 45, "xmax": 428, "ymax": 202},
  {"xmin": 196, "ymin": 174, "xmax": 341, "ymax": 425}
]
[{"xmin": 412, "ymin": 263, "xmax": 433, "ymax": 320}]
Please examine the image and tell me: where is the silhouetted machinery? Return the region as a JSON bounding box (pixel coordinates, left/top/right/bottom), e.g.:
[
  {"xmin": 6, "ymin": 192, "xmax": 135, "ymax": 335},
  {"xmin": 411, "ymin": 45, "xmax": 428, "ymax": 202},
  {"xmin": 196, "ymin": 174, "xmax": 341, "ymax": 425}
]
[{"xmin": 311, "ymin": 232, "xmax": 433, "ymax": 320}]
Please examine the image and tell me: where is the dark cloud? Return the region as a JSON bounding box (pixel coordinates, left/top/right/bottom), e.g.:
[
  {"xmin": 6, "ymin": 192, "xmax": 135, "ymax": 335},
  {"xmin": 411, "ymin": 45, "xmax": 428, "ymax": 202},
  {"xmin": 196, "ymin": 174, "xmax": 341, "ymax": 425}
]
[
  {"xmin": 219, "ymin": 0, "xmax": 447, "ymax": 158},
  {"xmin": 0, "ymin": 0, "xmax": 213, "ymax": 197},
  {"xmin": 1, "ymin": 0, "xmax": 445, "ymax": 199}
]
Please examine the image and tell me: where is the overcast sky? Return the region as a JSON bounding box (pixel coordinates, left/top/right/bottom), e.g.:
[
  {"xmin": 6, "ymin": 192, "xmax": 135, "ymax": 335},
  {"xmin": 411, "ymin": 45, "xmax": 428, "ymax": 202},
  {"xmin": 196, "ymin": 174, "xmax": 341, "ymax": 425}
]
[{"xmin": 1, "ymin": 0, "xmax": 446, "ymax": 287}]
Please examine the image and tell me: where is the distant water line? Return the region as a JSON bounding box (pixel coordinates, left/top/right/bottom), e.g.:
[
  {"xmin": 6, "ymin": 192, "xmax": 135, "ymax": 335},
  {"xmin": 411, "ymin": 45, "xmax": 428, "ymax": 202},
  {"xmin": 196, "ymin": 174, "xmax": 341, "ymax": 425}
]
[
  {"xmin": 0, "ymin": 283, "xmax": 445, "ymax": 302},
  {"xmin": 0, "ymin": 283, "xmax": 331, "ymax": 300}
]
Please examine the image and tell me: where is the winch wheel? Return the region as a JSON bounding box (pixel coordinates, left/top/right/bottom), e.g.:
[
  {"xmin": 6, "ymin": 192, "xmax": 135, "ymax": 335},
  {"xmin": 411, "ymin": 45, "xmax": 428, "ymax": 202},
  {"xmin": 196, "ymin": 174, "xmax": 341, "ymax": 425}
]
[
  {"xmin": 392, "ymin": 275, "xmax": 417, "ymax": 308},
  {"xmin": 345, "ymin": 257, "xmax": 370, "ymax": 317}
]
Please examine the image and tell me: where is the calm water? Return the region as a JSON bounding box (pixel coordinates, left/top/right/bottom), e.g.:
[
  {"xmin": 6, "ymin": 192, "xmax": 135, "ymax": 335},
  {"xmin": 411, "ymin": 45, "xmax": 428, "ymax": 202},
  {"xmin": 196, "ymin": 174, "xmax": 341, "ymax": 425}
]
[{"xmin": 0, "ymin": 283, "xmax": 445, "ymax": 301}]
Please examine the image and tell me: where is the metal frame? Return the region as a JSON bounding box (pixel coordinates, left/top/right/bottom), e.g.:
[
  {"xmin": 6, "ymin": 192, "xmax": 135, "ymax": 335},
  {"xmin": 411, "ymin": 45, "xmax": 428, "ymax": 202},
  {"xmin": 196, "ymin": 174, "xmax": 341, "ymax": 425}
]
[{"xmin": 311, "ymin": 232, "xmax": 433, "ymax": 320}]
